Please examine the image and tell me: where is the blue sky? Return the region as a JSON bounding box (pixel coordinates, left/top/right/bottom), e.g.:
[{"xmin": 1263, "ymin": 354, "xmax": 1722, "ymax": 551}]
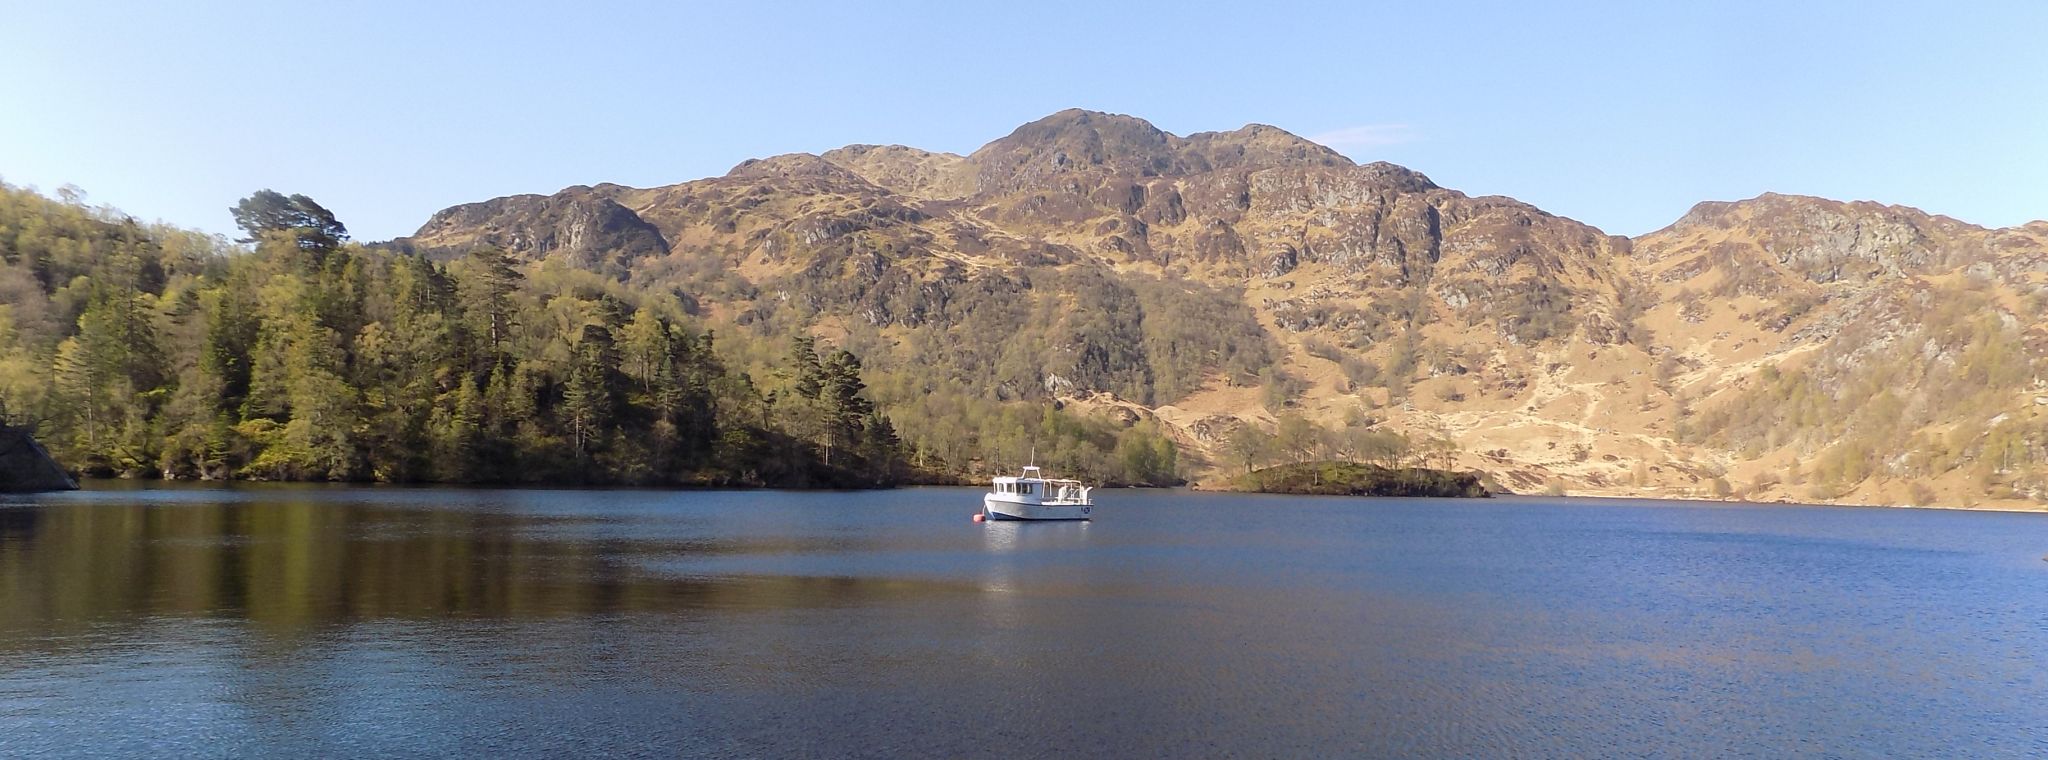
[{"xmin": 3, "ymin": 0, "xmax": 2044, "ymax": 241}]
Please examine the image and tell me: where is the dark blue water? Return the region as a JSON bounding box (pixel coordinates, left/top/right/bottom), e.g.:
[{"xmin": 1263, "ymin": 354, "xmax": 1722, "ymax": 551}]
[{"xmin": 2, "ymin": 485, "xmax": 2045, "ymax": 757}]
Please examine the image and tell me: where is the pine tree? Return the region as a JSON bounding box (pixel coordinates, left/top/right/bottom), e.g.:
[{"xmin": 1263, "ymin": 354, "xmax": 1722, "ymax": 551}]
[
  {"xmin": 562, "ymin": 324, "xmax": 619, "ymax": 463},
  {"xmin": 461, "ymin": 247, "xmax": 523, "ymax": 367},
  {"xmin": 436, "ymin": 374, "xmax": 483, "ymax": 481},
  {"xmin": 202, "ymin": 281, "xmax": 259, "ymax": 415},
  {"xmin": 821, "ymin": 348, "xmax": 874, "ymax": 462},
  {"xmin": 785, "ymin": 336, "xmax": 823, "ymax": 399},
  {"xmin": 619, "ymin": 308, "xmax": 670, "ymax": 393},
  {"xmin": 279, "ymin": 315, "xmax": 361, "ymax": 480},
  {"xmin": 52, "ymin": 284, "xmax": 166, "ymax": 472},
  {"xmin": 862, "ymin": 409, "xmax": 903, "ymax": 482},
  {"xmin": 229, "ymin": 190, "xmax": 348, "ymax": 254}
]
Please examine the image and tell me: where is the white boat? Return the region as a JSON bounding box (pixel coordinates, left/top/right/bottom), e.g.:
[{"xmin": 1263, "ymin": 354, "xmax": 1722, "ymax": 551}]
[{"xmin": 982, "ymin": 466, "xmax": 1093, "ymax": 521}]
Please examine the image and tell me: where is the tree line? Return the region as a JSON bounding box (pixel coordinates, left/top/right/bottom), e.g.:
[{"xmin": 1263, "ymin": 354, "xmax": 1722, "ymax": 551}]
[{"xmin": 0, "ymin": 184, "xmax": 907, "ymax": 486}]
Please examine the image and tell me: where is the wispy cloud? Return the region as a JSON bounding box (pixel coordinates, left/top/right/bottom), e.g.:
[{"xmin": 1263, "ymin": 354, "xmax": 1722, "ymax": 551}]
[{"xmin": 1307, "ymin": 124, "xmax": 1419, "ymax": 152}]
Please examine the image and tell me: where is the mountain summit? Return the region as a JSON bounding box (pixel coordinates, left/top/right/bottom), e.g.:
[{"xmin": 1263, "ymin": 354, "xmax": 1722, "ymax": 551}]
[{"xmin": 967, "ymin": 109, "xmax": 1349, "ymax": 195}]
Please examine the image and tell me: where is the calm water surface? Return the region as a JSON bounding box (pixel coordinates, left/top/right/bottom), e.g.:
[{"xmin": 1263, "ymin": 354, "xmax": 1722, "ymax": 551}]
[{"xmin": 2, "ymin": 485, "xmax": 2045, "ymax": 757}]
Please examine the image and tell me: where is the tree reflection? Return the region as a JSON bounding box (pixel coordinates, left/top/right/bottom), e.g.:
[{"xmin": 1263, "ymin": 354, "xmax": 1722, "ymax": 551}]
[{"xmin": 0, "ymin": 491, "xmax": 953, "ymax": 649}]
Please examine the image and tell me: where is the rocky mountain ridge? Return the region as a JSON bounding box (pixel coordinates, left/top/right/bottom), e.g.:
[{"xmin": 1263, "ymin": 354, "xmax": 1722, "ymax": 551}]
[{"xmin": 398, "ymin": 109, "xmax": 2048, "ymax": 508}]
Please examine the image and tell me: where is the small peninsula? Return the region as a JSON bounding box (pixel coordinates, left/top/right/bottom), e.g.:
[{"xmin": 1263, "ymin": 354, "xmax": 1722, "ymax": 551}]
[{"xmin": 1224, "ymin": 461, "xmax": 1489, "ymax": 498}]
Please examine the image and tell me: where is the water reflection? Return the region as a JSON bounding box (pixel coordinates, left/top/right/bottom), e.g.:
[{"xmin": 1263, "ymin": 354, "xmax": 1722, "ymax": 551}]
[
  {"xmin": 977, "ymin": 519, "xmax": 1091, "ymax": 554},
  {"xmin": 0, "ymin": 488, "xmax": 966, "ymax": 647},
  {"xmin": 977, "ymin": 519, "xmax": 1092, "ymax": 601}
]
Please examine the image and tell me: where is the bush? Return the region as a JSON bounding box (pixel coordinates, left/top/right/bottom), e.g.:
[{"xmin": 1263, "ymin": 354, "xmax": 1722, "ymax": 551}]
[
  {"xmin": 1259, "ymin": 367, "xmax": 1307, "ymax": 411},
  {"xmin": 1304, "ymin": 336, "xmax": 1379, "ymax": 389},
  {"xmin": 1709, "ymin": 476, "xmax": 1732, "ymax": 497}
]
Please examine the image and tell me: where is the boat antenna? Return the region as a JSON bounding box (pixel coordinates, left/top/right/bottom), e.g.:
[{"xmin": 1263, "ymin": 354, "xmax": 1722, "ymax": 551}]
[{"xmin": 1029, "ymin": 445, "xmax": 1036, "ymax": 467}]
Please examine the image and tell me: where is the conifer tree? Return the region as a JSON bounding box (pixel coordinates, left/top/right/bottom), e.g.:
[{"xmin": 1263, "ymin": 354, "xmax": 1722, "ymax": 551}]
[
  {"xmin": 562, "ymin": 324, "xmax": 619, "ymax": 462},
  {"xmin": 461, "ymin": 247, "xmax": 523, "ymax": 366},
  {"xmin": 230, "ymin": 190, "xmax": 348, "ymax": 253}
]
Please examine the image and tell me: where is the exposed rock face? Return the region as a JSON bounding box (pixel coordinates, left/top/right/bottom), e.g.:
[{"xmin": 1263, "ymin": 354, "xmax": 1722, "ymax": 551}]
[
  {"xmin": 402, "ymin": 186, "xmax": 668, "ymax": 273},
  {"xmin": 1636, "ymin": 192, "xmax": 2048, "ymax": 326},
  {"xmin": 0, "ymin": 427, "xmax": 78, "ymax": 492},
  {"xmin": 1645, "ymin": 193, "xmax": 2000, "ymax": 287},
  {"xmin": 1262, "ymin": 244, "xmax": 1299, "ymax": 278}
]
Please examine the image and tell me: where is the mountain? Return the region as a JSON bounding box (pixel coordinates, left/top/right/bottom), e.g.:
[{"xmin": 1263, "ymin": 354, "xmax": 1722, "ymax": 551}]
[
  {"xmin": 1631, "ymin": 194, "xmax": 2048, "ymax": 506},
  {"xmin": 399, "ymin": 109, "xmax": 2048, "ymax": 508}
]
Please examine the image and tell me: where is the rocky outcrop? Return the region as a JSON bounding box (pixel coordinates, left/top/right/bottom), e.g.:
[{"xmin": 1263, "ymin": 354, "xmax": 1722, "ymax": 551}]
[
  {"xmin": 402, "ymin": 186, "xmax": 668, "ymax": 272},
  {"xmin": 969, "ymin": 109, "xmax": 1190, "ymax": 195},
  {"xmin": 820, "ymin": 144, "xmax": 976, "ymax": 201},
  {"xmin": 1178, "ymin": 123, "xmax": 1351, "ymax": 172},
  {"xmin": 0, "ymin": 427, "xmax": 78, "ymax": 492},
  {"xmin": 1636, "ymin": 191, "xmax": 2048, "ymax": 323},
  {"xmin": 966, "ymin": 109, "xmax": 1352, "ymax": 197},
  {"xmin": 1646, "ymin": 193, "xmax": 1994, "ymax": 284}
]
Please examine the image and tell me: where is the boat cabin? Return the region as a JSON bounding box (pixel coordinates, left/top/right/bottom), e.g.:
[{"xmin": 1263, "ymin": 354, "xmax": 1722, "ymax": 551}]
[{"xmin": 990, "ymin": 466, "xmax": 1091, "ymax": 506}]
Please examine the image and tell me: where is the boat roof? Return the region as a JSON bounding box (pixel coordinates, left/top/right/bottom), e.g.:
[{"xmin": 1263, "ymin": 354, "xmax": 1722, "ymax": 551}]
[
  {"xmin": 994, "ymin": 473, "xmax": 1086, "ymax": 484},
  {"xmin": 998, "ymin": 466, "xmax": 1078, "ymax": 480}
]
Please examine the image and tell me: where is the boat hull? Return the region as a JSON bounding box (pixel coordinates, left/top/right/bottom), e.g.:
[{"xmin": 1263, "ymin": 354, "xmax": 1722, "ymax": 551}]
[{"xmin": 982, "ymin": 495, "xmax": 1092, "ymax": 521}]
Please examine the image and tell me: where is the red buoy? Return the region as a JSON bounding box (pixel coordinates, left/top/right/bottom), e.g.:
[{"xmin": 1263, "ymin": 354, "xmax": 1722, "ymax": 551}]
[{"xmin": 972, "ymin": 513, "xmax": 986, "ymax": 523}]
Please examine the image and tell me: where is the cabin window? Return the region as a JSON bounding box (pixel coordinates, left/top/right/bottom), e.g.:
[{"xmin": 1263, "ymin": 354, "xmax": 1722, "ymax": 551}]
[{"xmin": 1021, "ymin": 483, "xmax": 1032, "ymax": 495}]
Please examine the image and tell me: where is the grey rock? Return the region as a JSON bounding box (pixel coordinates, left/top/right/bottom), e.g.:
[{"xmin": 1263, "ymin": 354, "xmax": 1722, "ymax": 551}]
[
  {"xmin": 1263, "ymin": 244, "xmax": 1299, "ymax": 278},
  {"xmin": 0, "ymin": 427, "xmax": 77, "ymax": 493}
]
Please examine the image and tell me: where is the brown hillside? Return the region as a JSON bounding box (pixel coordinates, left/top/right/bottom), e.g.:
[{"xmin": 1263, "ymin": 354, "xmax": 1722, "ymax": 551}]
[{"xmin": 398, "ymin": 111, "xmax": 2048, "ymax": 509}]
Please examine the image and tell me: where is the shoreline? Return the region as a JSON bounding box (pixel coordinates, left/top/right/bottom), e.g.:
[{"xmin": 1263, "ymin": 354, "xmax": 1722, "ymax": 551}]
[
  {"xmin": 1190, "ymin": 480, "xmax": 2048, "ymax": 514},
  {"xmin": 1491, "ymin": 488, "xmax": 2048, "ymax": 515},
  {"xmin": 50, "ymin": 478, "xmax": 2048, "ymax": 515}
]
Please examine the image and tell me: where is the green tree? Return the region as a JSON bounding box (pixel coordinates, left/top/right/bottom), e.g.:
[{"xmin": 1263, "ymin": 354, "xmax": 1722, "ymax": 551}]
[
  {"xmin": 1227, "ymin": 424, "xmax": 1274, "ymax": 474},
  {"xmin": 1274, "ymin": 413, "xmax": 1324, "ymax": 464},
  {"xmin": 202, "ymin": 279, "xmax": 260, "ymax": 414},
  {"xmin": 230, "ymin": 190, "xmax": 348, "ymax": 253},
  {"xmin": 561, "ymin": 324, "xmax": 620, "ymax": 462},
  {"xmin": 787, "ymin": 336, "xmax": 825, "ymax": 399},
  {"xmin": 51, "ymin": 284, "xmax": 166, "ymax": 472},
  {"xmin": 460, "ymin": 247, "xmax": 523, "ymax": 366},
  {"xmin": 1113, "ymin": 423, "xmax": 1178, "ymax": 485},
  {"xmin": 822, "ymin": 349, "xmax": 874, "ymax": 457}
]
